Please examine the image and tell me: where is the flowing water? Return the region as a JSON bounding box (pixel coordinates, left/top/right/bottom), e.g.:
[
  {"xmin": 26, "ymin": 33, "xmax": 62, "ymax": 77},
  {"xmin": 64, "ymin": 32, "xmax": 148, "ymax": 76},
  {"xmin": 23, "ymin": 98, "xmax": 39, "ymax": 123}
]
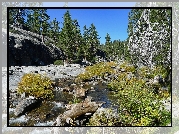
[{"xmin": 8, "ymin": 78, "xmax": 118, "ymax": 126}]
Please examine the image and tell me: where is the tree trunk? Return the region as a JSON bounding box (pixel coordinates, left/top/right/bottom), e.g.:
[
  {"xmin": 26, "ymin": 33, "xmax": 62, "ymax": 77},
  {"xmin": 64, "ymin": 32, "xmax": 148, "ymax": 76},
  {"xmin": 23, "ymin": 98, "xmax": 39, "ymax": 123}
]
[{"xmin": 53, "ymin": 96, "xmax": 105, "ymax": 126}]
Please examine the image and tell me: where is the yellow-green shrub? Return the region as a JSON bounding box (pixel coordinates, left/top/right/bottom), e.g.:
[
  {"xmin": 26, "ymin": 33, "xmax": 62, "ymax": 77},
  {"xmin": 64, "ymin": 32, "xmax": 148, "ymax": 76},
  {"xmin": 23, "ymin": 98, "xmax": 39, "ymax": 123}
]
[
  {"xmin": 17, "ymin": 73, "xmax": 54, "ymax": 100},
  {"xmin": 119, "ymin": 62, "xmax": 136, "ymax": 73},
  {"xmin": 109, "ymin": 85, "xmax": 171, "ymax": 126},
  {"xmin": 107, "ymin": 63, "xmax": 171, "ymax": 126},
  {"xmin": 137, "ymin": 65, "xmax": 168, "ymax": 79},
  {"xmin": 87, "ymin": 108, "xmax": 121, "ymax": 126},
  {"xmin": 77, "ymin": 61, "xmax": 117, "ymax": 81},
  {"xmin": 54, "ymin": 60, "xmax": 63, "ymax": 65}
]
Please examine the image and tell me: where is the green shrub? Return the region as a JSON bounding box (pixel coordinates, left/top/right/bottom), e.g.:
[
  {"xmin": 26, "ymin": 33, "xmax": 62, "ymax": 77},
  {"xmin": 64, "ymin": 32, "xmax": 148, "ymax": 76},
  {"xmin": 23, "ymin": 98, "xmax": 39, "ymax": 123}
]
[
  {"xmin": 76, "ymin": 60, "xmax": 171, "ymax": 126},
  {"xmin": 68, "ymin": 96, "xmax": 82, "ymax": 104},
  {"xmin": 54, "ymin": 60, "xmax": 64, "ymax": 65},
  {"xmin": 119, "ymin": 61, "xmax": 136, "ymax": 73},
  {"xmin": 107, "ymin": 62, "xmax": 171, "ymax": 126},
  {"xmin": 137, "ymin": 65, "xmax": 168, "ymax": 79},
  {"xmin": 109, "ymin": 85, "xmax": 171, "ymax": 126},
  {"xmin": 76, "ymin": 61, "xmax": 117, "ymax": 82},
  {"xmin": 17, "ymin": 73, "xmax": 54, "ymax": 100},
  {"xmin": 87, "ymin": 108, "xmax": 121, "ymax": 126}
]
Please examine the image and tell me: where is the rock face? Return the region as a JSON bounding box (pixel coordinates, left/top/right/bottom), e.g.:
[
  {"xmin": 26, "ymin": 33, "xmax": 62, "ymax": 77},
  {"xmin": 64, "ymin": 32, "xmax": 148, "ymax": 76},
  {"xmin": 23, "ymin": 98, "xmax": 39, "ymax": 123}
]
[{"xmin": 9, "ymin": 26, "xmax": 65, "ymax": 66}]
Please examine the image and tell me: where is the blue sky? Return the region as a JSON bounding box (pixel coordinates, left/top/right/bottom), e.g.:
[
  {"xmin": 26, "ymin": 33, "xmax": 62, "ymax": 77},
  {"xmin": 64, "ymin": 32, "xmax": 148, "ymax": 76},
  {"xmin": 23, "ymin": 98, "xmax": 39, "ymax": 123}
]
[
  {"xmin": 46, "ymin": 8, "xmax": 132, "ymax": 44},
  {"xmin": 42, "ymin": 2, "xmax": 136, "ymax": 44}
]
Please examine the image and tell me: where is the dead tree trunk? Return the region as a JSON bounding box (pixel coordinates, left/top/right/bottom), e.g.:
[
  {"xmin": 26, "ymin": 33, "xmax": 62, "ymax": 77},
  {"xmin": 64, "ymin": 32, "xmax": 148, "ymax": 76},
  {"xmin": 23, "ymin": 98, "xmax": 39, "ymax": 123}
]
[{"xmin": 53, "ymin": 96, "xmax": 105, "ymax": 126}]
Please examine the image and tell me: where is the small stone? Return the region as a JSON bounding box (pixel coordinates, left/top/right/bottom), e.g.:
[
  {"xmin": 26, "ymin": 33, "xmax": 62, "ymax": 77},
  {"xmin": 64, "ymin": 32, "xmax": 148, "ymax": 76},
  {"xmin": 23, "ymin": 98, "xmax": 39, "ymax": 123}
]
[
  {"xmin": 85, "ymin": 113, "xmax": 92, "ymax": 116},
  {"xmin": 71, "ymin": 83, "xmax": 76, "ymax": 86},
  {"xmin": 121, "ymin": 68, "xmax": 125, "ymax": 72},
  {"xmin": 9, "ymin": 70, "xmax": 14, "ymax": 75},
  {"xmin": 90, "ymin": 87, "xmax": 94, "ymax": 90}
]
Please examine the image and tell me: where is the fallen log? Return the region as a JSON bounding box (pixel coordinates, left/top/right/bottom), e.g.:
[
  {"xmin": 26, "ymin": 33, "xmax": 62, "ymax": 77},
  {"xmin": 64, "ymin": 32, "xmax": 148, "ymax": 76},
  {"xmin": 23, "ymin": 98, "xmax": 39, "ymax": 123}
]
[{"xmin": 53, "ymin": 96, "xmax": 105, "ymax": 126}]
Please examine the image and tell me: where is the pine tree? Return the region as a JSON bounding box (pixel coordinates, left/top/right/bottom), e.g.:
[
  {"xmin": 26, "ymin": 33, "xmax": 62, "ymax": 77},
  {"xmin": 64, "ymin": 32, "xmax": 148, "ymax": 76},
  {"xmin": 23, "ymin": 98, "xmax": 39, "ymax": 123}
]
[
  {"xmin": 59, "ymin": 10, "xmax": 72, "ymax": 59},
  {"xmin": 39, "ymin": 9, "xmax": 50, "ymax": 41},
  {"xmin": 9, "ymin": 9, "xmax": 26, "ymax": 28},
  {"xmin": 82, "ymin": 24, "xmax": 100, "ymax": 63},
  {"xmin": 26, "ymin": 9, "xmax": 50, "ymax": 43},
  {"xmin": 72, "ymin": 19, "xmax": 84, "ymax": 63},
  {"xmin": 104, "ymin": 33, "xmax": 112, "ymax": 59},
  {"xmin": 82, "ymin": 25, "xmax": 90, "ymax": 61},
  {"xmin": 89, "ymin": 23, "xmax": 100, "ymax": 57},
  {"xmin": 26, "ymin": 9, "xmax": 41, "ymax": 34},
  {"xmin": 59, "ymin": 10, "xmax": 83, "ymax": 63},
  {"xmin": 48, "ymin": 18, "xmax": 60, "ymax": 45}
]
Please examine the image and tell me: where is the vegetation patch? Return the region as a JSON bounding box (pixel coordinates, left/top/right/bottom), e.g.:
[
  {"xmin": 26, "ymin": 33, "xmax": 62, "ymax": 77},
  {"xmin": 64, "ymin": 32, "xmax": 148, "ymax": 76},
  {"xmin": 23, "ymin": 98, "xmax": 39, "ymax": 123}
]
[
  {"xmin": 68, "ymin": 96, "xmax": 82, "ymax": 104},
  {"xmin": 109, "ymin": 86, "xmax": 170, "ymax": 126},
  {"xmin": 87, "ymin": 108, "xmax": 121, "ymax": 126},
  {"xmin": 17, "ymin": 73, "xmax": 54, "ymax": 100},
  {"xmin": 106, "ymin": 62, "xmax": 171, "ymax": 126},
  {"xmin": 137, "ymin": 65, "xmax": 169, "ymax": 79},
  {"xmin": 76, "ymin": 61, "xmax": 117, "ymax": 82},
  {"xmin": 54, "ymin": 60, "xmax": 64, "ymax": 65},
  {"xmin": 76, "ymin": 61, "xmax": 171, "ymax": 126}
]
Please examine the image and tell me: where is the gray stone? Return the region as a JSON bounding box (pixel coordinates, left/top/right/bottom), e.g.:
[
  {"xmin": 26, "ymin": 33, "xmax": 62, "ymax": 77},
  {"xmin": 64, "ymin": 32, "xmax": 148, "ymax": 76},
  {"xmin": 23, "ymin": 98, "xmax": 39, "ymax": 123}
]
[
  {"xmin": 9, "ymin": 69, "xmax": 14, "ymax": 75},
  {"xmin": 121, "ymin": 68, "xmax": 125, "ymax": 72},
  {"xmin": 14, "ymin": 97, "xmax": 42, "ymax": 116},
  {"xmin": 127, "ymin": 72, "xmax": 134, "ymax": 80}
]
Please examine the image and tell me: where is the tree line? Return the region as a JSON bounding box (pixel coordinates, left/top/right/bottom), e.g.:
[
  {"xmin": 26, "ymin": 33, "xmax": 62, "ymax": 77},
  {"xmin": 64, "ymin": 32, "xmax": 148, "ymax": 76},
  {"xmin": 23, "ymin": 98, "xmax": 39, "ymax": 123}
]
[
  {"xmin": 9, "ymin": 8, "xmax": 171, "ymax": 72},
  {"xmin": 9, "ymin": 9, "xmax": 107, "ymax": 64}
]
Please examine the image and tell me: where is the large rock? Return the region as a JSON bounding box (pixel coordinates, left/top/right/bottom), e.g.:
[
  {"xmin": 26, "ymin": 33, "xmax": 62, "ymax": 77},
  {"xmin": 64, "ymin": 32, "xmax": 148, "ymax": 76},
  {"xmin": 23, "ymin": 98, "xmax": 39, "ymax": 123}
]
[
  {"xmin": 14, "ymin": 97, "xmax": 42, "ymax": 116},
  {"xmin": 9, "ymin": 26, "xmax": 65, "ymax": 66}
]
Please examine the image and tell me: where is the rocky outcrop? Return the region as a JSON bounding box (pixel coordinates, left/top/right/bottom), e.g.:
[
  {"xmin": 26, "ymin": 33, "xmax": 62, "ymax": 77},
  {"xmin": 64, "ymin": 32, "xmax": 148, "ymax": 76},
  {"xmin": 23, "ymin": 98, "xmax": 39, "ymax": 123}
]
[{"xmin": 9, "ymin": 26, "xmax": 65, "ymax": 66}]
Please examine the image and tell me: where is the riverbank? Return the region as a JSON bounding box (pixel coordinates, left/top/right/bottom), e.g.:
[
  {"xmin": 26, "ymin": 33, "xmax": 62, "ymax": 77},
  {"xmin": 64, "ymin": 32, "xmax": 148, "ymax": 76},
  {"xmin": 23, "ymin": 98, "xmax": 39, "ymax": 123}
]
[{"xmin": 5, "ymin": 62, "xmax": 172, "ymax": 126}]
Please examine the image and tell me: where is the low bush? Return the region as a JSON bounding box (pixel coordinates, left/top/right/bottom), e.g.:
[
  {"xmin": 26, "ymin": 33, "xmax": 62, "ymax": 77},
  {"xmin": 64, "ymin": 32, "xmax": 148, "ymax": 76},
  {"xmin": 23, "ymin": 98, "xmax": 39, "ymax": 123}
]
[
  {"xmin": 17, "ymin": 73, "xmax": 54, "ymax": 100},
  {"xmin": 137, "ymin": 65, "xmax": 168, "ymax": 80},
  {"xmin": 119, "ymin": 61, "xmax": 136, "ymax": 73},
  {"xmin": 109, "ymin": 85, "xmax": 171, "ymax": 126},
  {"xmin": 107, "ymin": 62, "xmax": 171, "ymax": 126},
  {"xmin": 76, "ymin": 61, "xmax": 117, "ymax": 81},
  {"xmin": 87, "ymin": 108, "xmax": 121, "ymax": 126},
  {"xmin": 54, "ymin": 60, "xmax": 64, "ymax": 65}
]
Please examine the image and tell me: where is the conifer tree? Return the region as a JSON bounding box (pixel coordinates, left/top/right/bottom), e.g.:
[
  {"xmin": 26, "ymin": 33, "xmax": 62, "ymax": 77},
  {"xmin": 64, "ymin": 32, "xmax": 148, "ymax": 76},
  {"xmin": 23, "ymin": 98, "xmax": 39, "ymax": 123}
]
[
  {"xmin": 59, "ymin": 10, "xmax": 83, "ymax": 63},
  {"xmin": 72, "ymin": 19, "xmax": 84, "ymax": 63},
  {"xmin": 89, "ymin": 23, "xmax": 100, "ymax": 56},
  {"xmin": 104, "ymin": 33, "xmax": 112, "ymax": 59},
  {"xmin": 26, "ymin": 9, "xmax": 50, "ymax": 37},
  {"xmin": 82, "ymin": 25, "xmax": 90, "ymax": 61},
  {"xmin": 49, "ymin": 18, "xmax": 60, "ymax": 45},
  {"xmin": 82, "ymin": 23, "xmax": 100, "ymax": 63},
  {"xmin": 39, "ymin": 9, "xmax": 50, "ymax": 41},
  {"xmin": 26, "ymin": 9, "xmax": 41, "ymax": 34},
  {"xmin": 9, "ymin": 9, "xmax": 26, "ymax": 29}
]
